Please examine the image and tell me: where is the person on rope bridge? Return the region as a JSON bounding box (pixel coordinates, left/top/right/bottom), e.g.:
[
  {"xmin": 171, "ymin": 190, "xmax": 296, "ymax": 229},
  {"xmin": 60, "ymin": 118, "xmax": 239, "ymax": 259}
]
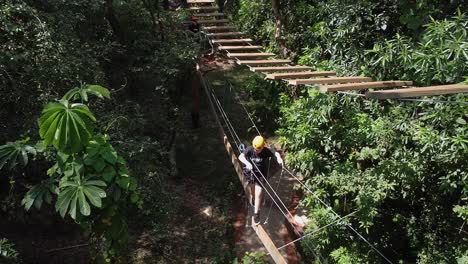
[
  {"xmin": 188, "ymin": 15, "xmax": 200, "ymax": 34},
  {"xmin": 238, "ymin": 135, "xmax": 283, "ymax": 225}
]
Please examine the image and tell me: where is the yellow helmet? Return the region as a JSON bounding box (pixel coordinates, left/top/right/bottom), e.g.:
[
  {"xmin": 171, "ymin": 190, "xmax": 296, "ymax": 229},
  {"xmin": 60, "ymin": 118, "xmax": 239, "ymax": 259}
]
[{"xmin": 252, "ymin": 136, "xmax": 265, "ymax": 151}]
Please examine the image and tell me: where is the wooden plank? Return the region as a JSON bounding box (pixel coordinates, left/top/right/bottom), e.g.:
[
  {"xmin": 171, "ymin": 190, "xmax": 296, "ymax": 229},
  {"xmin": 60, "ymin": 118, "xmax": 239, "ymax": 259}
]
[
  {"xmin": 194, "ymin": 12, "xmax": 224, "ymax": 17},
  {"xmin": 227, "ymin": 52, "xmax": 274, "ymax": 58},
  {"xmin": 188, "ymin": 6, "xmax": 218, "ymax": 11},
  {"xmin": 237, "ymin": 59, "xmax": 291, "ymax": 66},
  {"xmin": 198, "ymin": 19, "xmax": 229, "ymax": 24},
  {"xmin": 218, "ymin": 45, "xmax": 262, "ymax": 50},
  {"xmin": 211, "ymin": 38, "xmax": 253, "ymax": 44},
  {"xmin": 319, "ymin": 81, "xmax": 413, "ymax": 92},
  {"xmin": 251, "ymin": 65, "xmax": 312, "ymax": 72},
  {"xmin": 253, "ymin": 224, "xmax": 288, "ymax": 264},
  {"xmin": 289, "ymin": 76, "xmax": 372, "ymax": 85},
  {"xmin": 366, "ymin": 84, "xmax": 468, "ymax": 99},
  {"xmin": 203, "ymin": 26, "xmax": 237, "ymax": 31},
  {"xmin": 206, "ymin": 32, "xmax": 243, "ymax": 37},
  {"xmin": 266, "ymin": 71, "xmax": 336, "ymax": 80},
  {"xmin": 187, "ymin": 0, "xmax": 215, "ymax": 3}
]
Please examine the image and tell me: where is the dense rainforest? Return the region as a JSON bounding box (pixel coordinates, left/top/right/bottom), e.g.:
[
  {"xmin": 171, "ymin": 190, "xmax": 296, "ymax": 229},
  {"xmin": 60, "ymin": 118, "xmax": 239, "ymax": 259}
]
[
  {"xmin": 1, "ymin": 0, "xmax": 467, "ymax": 263},
  {"xmin": 227, "ymin": 0, "xmax": 467, "ymax": 263}
]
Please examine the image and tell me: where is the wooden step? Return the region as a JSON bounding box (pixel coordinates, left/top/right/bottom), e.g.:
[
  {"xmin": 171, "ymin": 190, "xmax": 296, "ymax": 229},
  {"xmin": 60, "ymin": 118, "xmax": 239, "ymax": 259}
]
[
  {"xmin": 319, "ymin": 81, "xmax": 413, "ymax": 92},
  {"xmin": 203, "ymin": 26, "xmax": 237, "ymax": 32},
  {"xmin": 211, "ymin": 38, "xmax": 252, "ymax": 44},
  {"xmin": 266, "ymin": 71, "xmax": 336, "ymax": 80},
  {"xmin": 187, "ymin": 0, "xmax": 215, "ymax": 3},
  {"xmin": 289, "ymin": 76, "xmax": 372, "ymax": 85},
  {"xmin": 194, "ymin": 12, "xmax": 224, "ymax": 17},
  {"xmin": 237, "ymin": 59, "xmax": 291, "ymax": 66},
  {"xmin": 251, "ymin": 66, "xmax": 312, "ymax": 72},
  {"xmin": 366, "ymin": 84, "xmax": 468, "ymax": 99},
  {"xmin": 207, "ymin": 32, "xmax": 242, "ymax": 38},
  {"xmin": 218, "ymin": 45, "xmax": 262, "ymax": 50},
  {"xmin": 188, "ymin": 6, "xmax": 218, "ymax": 11},
  {"xmin": 198, "ymin": 19, "xmax": 229, "ymax": 24},
  {"xmin": 227, "ymin": 53, "xmax": 274, "ymax": 58}
]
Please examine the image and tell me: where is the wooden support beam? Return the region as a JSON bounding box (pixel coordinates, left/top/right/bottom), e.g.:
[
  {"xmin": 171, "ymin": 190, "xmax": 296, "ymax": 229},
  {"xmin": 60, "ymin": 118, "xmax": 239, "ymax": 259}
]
[
  {"xmin": 198, "ymin": 19, "xmax": 229, "ymax": 24},
  {"xmin": 319, "ymin": 81, "xmax": 414, "ymax": 92},
  {"xmin": 187, "ymin": 0, "xmax": 215, "ymax": 3},
  {"xmin": 237, "ymin": 59, "xmax": 291, "ymax": 66},
  {"xmin": 218, "ymin": 45, "xmax": 262, "ymax": 50},
  {"xmin": 266, "ymin": 71, "xmax": 336, "ymax": 80},
  {"xmin": 251, "ymin": 65, "xmax": 312, "ymax": 72},
  {"xmin": 188, "ymin": 6, "xmax": 218, "ymax": 11},
  {"xmin": 366, "ymin": 84, "xmax": 468, "ymax": 99},
  {"xmin": 253, "ymin": 224, "xmax": 288, "ymax": 264},
  {"xmin": 227, "ymin": 52, "xmax": 274, "ymax": 58},
  {"xmin": 203, "ymin": 26, "xmax": 237, "ymax": 32},
  {"xmin": 211, "ymin": 38, "xmax": 253, "ymax": 44},
  {"xmin": 289, "ymin": 76, "xmax": 372, "ymax": 85},
  {"xmin": 194, "ymin": 12, "xmax": 224, "ymax": 17},
  {"xmin": 207, "ymin": 32, "xmax": 243, "ymax": 38}
]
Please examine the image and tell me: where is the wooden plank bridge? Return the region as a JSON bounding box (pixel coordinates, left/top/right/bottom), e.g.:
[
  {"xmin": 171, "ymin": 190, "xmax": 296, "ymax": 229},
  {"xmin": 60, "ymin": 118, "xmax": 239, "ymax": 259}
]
[{"xmin": 187, "ymin": 0, "xmax": 468, "ymax": 100}]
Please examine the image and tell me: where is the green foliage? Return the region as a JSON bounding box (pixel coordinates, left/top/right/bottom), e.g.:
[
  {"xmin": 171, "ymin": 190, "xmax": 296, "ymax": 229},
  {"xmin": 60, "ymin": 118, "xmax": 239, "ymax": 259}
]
[
  {"xmin": 62, "ymin": 84, "xmax": 111, "ymax": 102},
  {"xmin": 21, "ymin": 179, "xmax": 56, "ymax": 211},
  {"xmin": 233, "ymin": 252, "xmax": 267, "ymax": 264},
  {"xmin": 38, "ymin": 100, "xmax": 96, "ymax": 154},
  {"xmin": 0, "ymin": 138, "xmax": 36, "ymax": 170},
  {"xmin": 365, "ymin": 12, "xmax": 468, "ymax": 85},
  {"xmin": 56, "ymin": 175, "xmax": 107, "ymax": 219},
  {"xmin": 2, "ymin": 86, "xmax": 140, "ymax": 262},
  {"xmin": 277, "ymin": 90, "xmax": 468, "ymax": 263},
  {"xmin": 330, "ymin": 246, "xmax": 365, "ymax": 264},
  {"xmin": 0, "ymin": 238, "xmax": 20, "ymax": 264}
]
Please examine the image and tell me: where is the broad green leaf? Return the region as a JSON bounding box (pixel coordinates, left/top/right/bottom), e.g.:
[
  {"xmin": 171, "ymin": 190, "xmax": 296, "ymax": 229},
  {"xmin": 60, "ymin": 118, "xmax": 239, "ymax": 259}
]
[
  {"xmin": 92, "ymin": 158, "xmax": 106, "ymax": 172},
  {"xmin": 62, "ymin": 84, "xmax": 110, "ymax": 102},
  {"xmin": 56, "ymin": 177, "xmax": 107, "ymax": 218},
  {"xmin": 0, "ymin": 139, "xmax": 36, "ymax": 170},
  {"xmin": 38, "ymin": 100, "xmax": 95, "ymax": 154},
  {"xmin": 78, "ymin": 189, "xmax": 91, "ymax": 216},
  {"xmin": 56, "ymin": 187, "xmax": 76, "ymax": 218},
  {"xmin": 102, "ymin": 166, "xmax": 117, "ymax": 182},
  {"xmin": 101, "ymin": 150, "xmax": 118, "ymax": 165}
]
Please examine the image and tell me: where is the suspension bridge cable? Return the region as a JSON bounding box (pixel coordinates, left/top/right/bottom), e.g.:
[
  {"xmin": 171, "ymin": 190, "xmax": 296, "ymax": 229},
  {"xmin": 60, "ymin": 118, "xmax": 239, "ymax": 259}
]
[
  {"xmin": 219, "ymin": 78, "xmax": 391, "ymax": 263},
  {"xmin": 277, "ymin": 210, "xmax": 359, "ymax": 251},
  {"xmin": 228, "ymin": 82, "xmax": 262, "ymax": 135},
  {"xmin": 282, "ymin": 168, "xmax": 394, "ymax": 264},
  {"xmin": 203, "ymin": 73, "xmax": 338, "ymax": 262},
  {"xmin": 211, "ymin": 86, "xmax": 241, "ymax": 151},
  {"xmin": 248, "ymin": 164, "xmax": 324, "ymax": 262},
  {"xmin": 209, "ymin": 87, "xmax": 243, "ymax": 148}
]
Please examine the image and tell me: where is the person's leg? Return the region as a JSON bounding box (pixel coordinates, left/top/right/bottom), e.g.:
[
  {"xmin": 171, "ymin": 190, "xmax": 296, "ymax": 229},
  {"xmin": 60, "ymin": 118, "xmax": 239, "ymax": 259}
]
[
  {"xmin": 249, "ymin": 183, "xmax": 255, "ymax": 206},
  {"xmin": 254, "ymin": 183, "xmax": 263, "ymax": 214}
]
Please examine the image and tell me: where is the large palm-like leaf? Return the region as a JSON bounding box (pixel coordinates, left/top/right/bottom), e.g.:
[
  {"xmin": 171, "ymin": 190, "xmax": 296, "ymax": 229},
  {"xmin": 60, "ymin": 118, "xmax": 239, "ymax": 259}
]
[
  {"xmin": 38, "ymin": 100, "xmax": 96, "ymax": 154},
  {"xmin": 0, "ymin": 138, "xmax": 36, "ymax": 170},
  {"xmin": 62, "ymin": 84, "xmax": 110, "ymax": 102},
  {"xmin": 21, "ymin": 179, "xmax": 58, "ymax": 210},
  {"xmin": 56, "ymin": 176, "xmax": 107, "ymax": 219}
]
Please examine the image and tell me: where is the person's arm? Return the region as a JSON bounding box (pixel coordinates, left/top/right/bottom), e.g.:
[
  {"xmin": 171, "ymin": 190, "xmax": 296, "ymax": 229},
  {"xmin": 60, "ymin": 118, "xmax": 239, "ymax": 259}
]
[
  {"xmin": 238, "ymin": 153, "xmax": 253, "ymax": 170},
  {"xmin": 274, "ymin": 152, "xmax": 283, "ymax": 167}
]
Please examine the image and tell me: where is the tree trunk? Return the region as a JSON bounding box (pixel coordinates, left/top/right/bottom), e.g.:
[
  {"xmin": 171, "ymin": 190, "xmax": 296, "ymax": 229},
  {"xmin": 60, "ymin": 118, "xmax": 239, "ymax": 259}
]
[{"xmin": 271, "ymin": 0, "xmax": 289, "ymax": 57}]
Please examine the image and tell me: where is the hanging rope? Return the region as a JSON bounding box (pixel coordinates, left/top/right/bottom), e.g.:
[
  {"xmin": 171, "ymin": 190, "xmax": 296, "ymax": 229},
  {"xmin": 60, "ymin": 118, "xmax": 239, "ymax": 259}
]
[
  {"xmin": 282, "ymin": 168, "xmax": 394, "ymax": 264},
  {"xmin": 218, "ymin": 77, "xmax": 392, "ymax": 263}
]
